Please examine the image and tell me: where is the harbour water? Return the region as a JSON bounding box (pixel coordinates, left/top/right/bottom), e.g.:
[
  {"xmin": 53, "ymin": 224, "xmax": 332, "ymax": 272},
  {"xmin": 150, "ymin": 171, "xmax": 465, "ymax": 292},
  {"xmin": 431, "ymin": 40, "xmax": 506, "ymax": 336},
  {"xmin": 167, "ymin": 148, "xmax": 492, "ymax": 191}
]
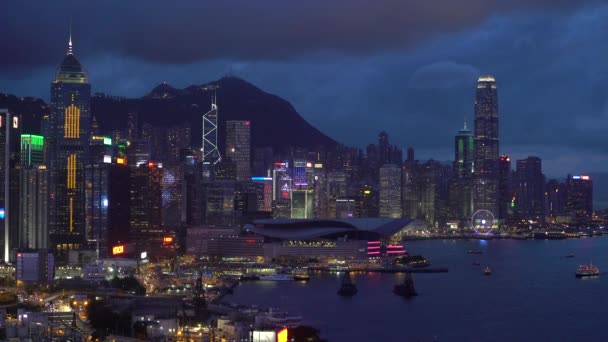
[{"xmin": 228, "ymin": 237, "xmax": 608, "ymax": 341}]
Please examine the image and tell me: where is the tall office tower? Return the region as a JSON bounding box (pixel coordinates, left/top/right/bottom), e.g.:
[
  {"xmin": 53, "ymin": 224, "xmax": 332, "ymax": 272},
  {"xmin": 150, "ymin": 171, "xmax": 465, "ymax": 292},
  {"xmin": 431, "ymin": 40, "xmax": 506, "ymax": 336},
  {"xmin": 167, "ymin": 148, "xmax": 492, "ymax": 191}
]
[
  {"xmin": 418, "ymin": 161, "xmax": 442, "ymax": 226},
  {"xmin": 291, "ymin": 189, "xmax": 314, "ymax": 219},
  {"xmin": 252, "ymin": 147, "xmax": 274, "ymax": 177},
  {"xmin": 566, "ymin": 175, "xmax": 593, "ymax": 225},
  {"xmin": 130, "ymin": 162, "xmax": 162, "ymax": 250},
  {"xmin": 406, "ymin": 147, "xmax": 415, "ymax": 165},
  {"xmin": 47, "ymin": 32, "xmax": 92, "ymax": 254},
  {"xmin": 546, "ymin": 179, "xmax": 566, "ymax": 221},
  {"xmin": 19, "ymin": 135, "xmax": 47, "ymax": 250},
  {"xmin": 498, "ymin": 155, "xmax": 512, "ymax": 222},
  {"xmin": 378, "ymin": 131, "xmax": 389, "ymax": 164},
  {"xmin": 225, "ymin": 120, "xmax": 251, "ymax": 181},
  {"xmin": 326, "ymin": 171, "xmax": 348, "ymax": 218},
  {"xmin": 449, "ymin": 121, "xmax": 474, "ymax": 226},
  {"xmin": 357, "ymin": 186, "xmax": 379, "ymax": 218},
  {"xmin": 127, "ymin": 139, "xmax": 151, "ymax": 167},
  {"xmin": 402, "ymin": 162, "xmax": 420, "ymax": 219},
  {"xmin": 473, "ymin": 75, "xmax": 499, "ymax": 220},
  {"xmin": 292, "ymin": 159, "xmax": 307, "ymax": 187},
  {"xmin": 85, "ymin": 161, "xmax": 130, "ymax": 258},
  {"xmin": 513, "ymin": 156, "xmax": 545, "ymax": 220},
  {"xmin": 202, "ymin": 90, "xmax": 221, "ymax": 165},
  {"xmin": 379, "ymin": 164, "xmax": 402, "ymax": 218},
  {"xmin": 454, "ymin": 120, "xmax": 474, "ymax": 178},
  {"xmin": 183, "ymin": 153, "xmax": 205, "ymax": 226},
  {"xmin": 20, "ymin": 135, "xmax": 44, "ymax": 167},
  {"xmin": 126, "ymin": 112, "xmax": 138, "ymax": 141},
  {"xmin": 271, "ymin": 162, "xmax": 291, "ymax": 218},
  {"xmin": 0, "ymin": 114, "xmax": 21, "ymax": 260}
]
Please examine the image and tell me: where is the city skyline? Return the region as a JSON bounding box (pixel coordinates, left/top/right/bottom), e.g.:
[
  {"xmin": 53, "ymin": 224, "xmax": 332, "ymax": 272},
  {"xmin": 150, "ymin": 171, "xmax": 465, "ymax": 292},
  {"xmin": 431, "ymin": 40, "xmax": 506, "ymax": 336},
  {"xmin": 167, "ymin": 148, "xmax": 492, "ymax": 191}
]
[{"xmin": 2, "ymin": 2, "xmax": 608, "ymax": 176}]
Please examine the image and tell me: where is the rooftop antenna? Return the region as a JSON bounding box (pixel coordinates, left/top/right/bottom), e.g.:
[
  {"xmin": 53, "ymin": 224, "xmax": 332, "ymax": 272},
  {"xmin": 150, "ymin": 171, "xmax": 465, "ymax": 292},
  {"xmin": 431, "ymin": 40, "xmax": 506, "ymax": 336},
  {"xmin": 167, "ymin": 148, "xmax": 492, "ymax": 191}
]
[
  {"xmin": 463, "ymin": 115, "xmax": 467, "ymax": 130},
  {"xmin": 67, "ymin": 19, "xmax": 73, "ymax": 55}
]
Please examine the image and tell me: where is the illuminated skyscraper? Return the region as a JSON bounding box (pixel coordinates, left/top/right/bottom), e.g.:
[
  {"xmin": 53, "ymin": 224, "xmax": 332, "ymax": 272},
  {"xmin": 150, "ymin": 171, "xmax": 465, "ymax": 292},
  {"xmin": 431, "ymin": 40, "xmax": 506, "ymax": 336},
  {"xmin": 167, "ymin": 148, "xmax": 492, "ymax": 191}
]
[
  {"xmin": 449, "ymin": 121, "xmax": 473, "ymax": 225},
  {"xmin": 19, "ymin": 135, "xmax": 47, "ymax": 250},
  {"xmin": 225, "ymin": 120, "xmax": 251, "ymax": 181},
  {"xmin": 47, "ymin": 30, "xmax": 92, "ymax": 253},
  {"xmin": 473, "ymin": 75, "xmax": 499, "ymax": 219},
  {"xmin": 0, "ymin": 113, "xmax": 21, "ymax": 260},
  {"xmin": 202, "ymin": 89, "xmax": 221, "ymax": 165}
]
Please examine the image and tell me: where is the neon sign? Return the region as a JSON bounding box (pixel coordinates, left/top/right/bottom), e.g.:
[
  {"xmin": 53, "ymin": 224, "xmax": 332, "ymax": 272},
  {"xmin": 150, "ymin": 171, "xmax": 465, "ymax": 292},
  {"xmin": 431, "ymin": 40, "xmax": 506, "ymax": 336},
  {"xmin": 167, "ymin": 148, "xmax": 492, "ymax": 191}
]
[{"xmin": 112, "ymin": 245, "xmax": 125, "ymax": 255}]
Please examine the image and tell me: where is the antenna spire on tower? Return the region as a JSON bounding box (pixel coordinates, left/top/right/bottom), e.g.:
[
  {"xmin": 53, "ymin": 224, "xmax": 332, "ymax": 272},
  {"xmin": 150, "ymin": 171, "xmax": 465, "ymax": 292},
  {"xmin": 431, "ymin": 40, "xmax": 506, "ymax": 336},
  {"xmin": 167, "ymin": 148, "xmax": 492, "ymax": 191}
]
[
  {"xmin": 68, "ymin": 20, "xmax": 73, "ymax": 55},
  {"xmin": 463, "ymin": 115, "xmax": 467, "ymax": 130}
]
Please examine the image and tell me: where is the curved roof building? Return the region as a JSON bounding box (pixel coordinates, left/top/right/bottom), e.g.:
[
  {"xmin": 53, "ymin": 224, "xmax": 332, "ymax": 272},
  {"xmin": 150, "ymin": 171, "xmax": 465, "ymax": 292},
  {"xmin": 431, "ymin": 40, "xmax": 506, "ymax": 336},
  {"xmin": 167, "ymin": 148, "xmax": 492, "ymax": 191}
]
[{"xmin": 244, "ymin": 218, "xmax": 426, "ymax": 241}]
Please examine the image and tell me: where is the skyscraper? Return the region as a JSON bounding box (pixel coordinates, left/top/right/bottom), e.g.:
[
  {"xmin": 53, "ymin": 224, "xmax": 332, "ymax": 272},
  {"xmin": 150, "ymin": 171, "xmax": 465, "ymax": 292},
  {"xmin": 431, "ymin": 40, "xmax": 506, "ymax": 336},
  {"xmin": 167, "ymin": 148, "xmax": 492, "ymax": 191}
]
[
  {"xmin": 379, "ymin": 164, "xmax": 402, "ymax": 218},
  {"xmin": 202, "ymin": 89, "xmax": 221, "ymax": 165},
  {"xmin": 225, "ymin": 120, "xmax": 251, "ymax": 181},
  {"xmin": 566, "ymin": 175, "xmax": 593, "ymax": 225},
  {"xmin": 473, "ymin": 75, "xmax": 499, "ymax": 220},
  {"xmin": 47, "ymin": 31, "xmax": 92, "ymax": 254},
  {"xmin": 498, "ymin": 155, "xmax": 512, "ymax": 222},
  {"xmin": 19, "ymin": 135, "xmax": 47, "ymax": 250},
  {"xmin": 513, "ymin": 156, "xmax": 545, "ymax": 220},
  {"xmin": 454, "ymin": 120, "xmax": 473, "ymax": 178},
  {"xmin": 449, "ymin": 121, "xmax": 473, "ymax": 226},
  {"xmin": 0, "ymin": 112, "xmax": 21, "ymax": 260}
]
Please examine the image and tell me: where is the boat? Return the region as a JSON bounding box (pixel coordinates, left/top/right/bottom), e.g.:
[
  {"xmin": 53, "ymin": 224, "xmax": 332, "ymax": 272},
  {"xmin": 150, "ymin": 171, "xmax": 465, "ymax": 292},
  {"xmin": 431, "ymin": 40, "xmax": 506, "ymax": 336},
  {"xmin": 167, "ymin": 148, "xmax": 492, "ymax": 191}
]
[
  {"xmin": 576, "ymin": 262, "xmax": 600, "ymax": 278},
  {"xmin": 259, "ymin": 274, "xmax": 294, "ymax": 281},
  {"xmin": 472, "ymin": 260, "xmax": 481, "ymax": 266},
  {"xmin": 293, "ymin": 273, "xmax": 310, "ymax": 281},
  {"xmin": 393, "ymin": 272, "xmax": 418, "ymax": 297},
  {"xmin": 467, "ymin": 250, "xmax": 483, "ymax": 254},
  {"xmin": 484, "ymin": 266, "xmax": 492, "ymax": 275},
  {"xmin": 565, "ymin": 254, "xmax": 575, "ymax": 258},
  {"xmin": 337, "ymin": 271, "xmax": 357, "ymax": 296}
]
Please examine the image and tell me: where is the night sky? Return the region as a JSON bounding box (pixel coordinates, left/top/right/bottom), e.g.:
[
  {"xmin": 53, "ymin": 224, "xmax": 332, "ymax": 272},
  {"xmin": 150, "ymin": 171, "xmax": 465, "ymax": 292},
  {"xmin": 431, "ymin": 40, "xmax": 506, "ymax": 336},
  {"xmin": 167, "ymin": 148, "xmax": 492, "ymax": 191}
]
[{"xmin": 1, "ymin": 1, "xmax": 607, "ymax": 177}]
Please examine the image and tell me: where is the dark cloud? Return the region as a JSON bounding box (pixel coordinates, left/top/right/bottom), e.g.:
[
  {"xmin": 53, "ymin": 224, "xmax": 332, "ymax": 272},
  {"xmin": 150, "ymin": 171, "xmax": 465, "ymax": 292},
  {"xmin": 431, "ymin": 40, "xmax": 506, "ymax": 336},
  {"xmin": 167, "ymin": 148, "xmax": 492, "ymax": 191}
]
[
  {"xmin": 0, "ymin": 0, "xmax": 597, "ymax": 71},
  {"xmin": 1, "ymin": 1, "xmax": 608, "ymax": 176}
]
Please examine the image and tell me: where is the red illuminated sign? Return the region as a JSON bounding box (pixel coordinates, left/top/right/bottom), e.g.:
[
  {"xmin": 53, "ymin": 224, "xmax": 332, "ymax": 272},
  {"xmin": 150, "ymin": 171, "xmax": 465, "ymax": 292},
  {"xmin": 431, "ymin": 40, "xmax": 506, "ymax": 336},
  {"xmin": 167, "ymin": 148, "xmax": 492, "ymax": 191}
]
[
  {"xmin": 245, "ymin": 121, "xmax": 250, "ymax": 126},
  {"xmin": 163, "ymin": 236, "xmax": 174, "ymax": 244}
]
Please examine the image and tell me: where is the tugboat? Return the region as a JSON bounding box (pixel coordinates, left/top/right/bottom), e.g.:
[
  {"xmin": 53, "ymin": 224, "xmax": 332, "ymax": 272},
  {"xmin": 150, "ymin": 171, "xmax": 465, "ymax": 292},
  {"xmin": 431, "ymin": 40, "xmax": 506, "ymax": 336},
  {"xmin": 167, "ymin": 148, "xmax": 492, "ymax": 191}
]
[
  {"xmin": 337, "ymin": 271, "xmax": 357, "ymax": 296},
  {"xmin": 576, "ymin": 262, "xmax": 600, "ymax": 278},
  {"xmin": 484, "ymin": 266, "xmax": 492, "ymax": 275},
  {"xmin": 393, "ymin": 272, "xmax": 418, "ymax": 297}
]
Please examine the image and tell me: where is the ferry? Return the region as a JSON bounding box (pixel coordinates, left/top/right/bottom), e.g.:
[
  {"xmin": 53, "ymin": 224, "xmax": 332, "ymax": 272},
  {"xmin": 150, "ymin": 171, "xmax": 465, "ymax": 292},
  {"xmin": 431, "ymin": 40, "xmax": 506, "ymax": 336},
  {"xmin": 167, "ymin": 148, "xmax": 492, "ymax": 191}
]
[
  {"xmin": 484, "ymin": 266, "xmax": 492, "ymax": 275},
  {"xmin": 259, "ymin": 274, "xmax": 294, "ymax": 281},
  {"xmin": 576, "ymin": 263, "xmax": 600, "ymax": 278}
]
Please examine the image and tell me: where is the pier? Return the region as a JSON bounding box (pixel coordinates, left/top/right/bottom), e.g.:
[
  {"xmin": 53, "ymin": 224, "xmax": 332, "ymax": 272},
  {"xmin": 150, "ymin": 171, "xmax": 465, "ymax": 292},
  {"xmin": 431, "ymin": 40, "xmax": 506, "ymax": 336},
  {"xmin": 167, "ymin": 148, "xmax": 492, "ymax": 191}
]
[{"xmin": 309, "ymin": 266, "xmax": 448, "ymax": 273}]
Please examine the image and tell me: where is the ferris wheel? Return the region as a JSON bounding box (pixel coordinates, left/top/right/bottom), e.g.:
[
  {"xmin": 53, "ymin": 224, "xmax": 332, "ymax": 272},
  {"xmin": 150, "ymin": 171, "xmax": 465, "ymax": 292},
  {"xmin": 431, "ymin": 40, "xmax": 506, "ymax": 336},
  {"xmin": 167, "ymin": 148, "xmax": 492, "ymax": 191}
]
[{"xmin": 471, "ymin": 209, "xmax": 496, "ymax": 235}]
